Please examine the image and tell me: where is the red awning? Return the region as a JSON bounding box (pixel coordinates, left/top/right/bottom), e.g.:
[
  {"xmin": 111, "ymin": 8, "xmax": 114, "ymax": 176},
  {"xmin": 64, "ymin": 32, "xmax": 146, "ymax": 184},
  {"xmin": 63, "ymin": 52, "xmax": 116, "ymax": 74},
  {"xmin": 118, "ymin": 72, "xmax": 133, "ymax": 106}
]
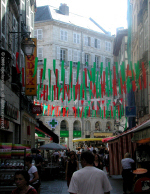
[{"xmin": 102, "ymin": 137, "xmax": 115, "ymax": 143}]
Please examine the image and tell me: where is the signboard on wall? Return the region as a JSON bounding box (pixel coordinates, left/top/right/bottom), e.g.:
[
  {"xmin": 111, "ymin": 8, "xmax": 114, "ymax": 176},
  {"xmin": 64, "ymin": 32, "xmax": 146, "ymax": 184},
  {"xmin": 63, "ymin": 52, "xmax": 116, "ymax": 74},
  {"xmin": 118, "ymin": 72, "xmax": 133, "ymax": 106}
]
[
  {"xmin": 25, "ymin": 38, "xmax": 37, "ymax": 96},
  {"xmin": 73, "ymin": 131, "xmax": 81, "ymax": 138},
  {"xmin": 125, "ymin": 106, "xmax": 136, "ymax": 117},
  {"xmin": 60, "ymin": 130, "xmax": 69, "ymax": 137}
]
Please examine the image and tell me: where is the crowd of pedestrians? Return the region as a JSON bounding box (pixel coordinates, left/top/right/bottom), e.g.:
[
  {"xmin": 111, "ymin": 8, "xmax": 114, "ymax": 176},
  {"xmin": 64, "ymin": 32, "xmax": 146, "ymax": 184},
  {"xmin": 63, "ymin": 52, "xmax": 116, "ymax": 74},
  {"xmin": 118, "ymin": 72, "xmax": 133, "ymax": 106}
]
[{"xmin": 10, "ymin": 145, "xmax": 136, "ymax": 194}]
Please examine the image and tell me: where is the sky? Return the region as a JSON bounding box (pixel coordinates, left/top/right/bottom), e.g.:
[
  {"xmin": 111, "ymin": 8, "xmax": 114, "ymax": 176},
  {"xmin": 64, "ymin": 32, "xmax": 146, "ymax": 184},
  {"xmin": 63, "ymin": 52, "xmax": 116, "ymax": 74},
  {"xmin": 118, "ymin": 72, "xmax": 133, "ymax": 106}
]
[{"xmin": 36, "ymin": 0, "xmax": 128, "ymax": 35}]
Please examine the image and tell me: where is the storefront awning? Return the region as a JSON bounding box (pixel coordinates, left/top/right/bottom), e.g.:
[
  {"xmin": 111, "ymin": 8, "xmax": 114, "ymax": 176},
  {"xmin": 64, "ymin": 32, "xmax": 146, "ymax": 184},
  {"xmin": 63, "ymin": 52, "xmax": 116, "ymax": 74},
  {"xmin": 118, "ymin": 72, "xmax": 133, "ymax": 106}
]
[
  {"xmin": 72, "ymin": 138, "xmax": 103, "ymax": 142},
  {"xmin": 36, "ymin": 120, "xmax": 59, "ymax": 143},
  {"xmin": 132, "ymin": 127, "xmax": 150, "ymax": 143},
  {"xmin": 102, "ymin": 137, "xmax": 116, "ymax": 143},
  {"xmin": 107, "ymin": 120, "xmax": 150, "ymax": 143}
]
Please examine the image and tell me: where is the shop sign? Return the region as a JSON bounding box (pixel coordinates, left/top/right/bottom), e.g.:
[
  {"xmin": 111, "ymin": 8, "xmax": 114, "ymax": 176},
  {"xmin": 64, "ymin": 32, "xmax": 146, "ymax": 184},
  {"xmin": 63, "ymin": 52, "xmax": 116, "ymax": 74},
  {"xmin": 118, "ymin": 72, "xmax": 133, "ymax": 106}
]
[
  {"xmin": 125, "ymin": 106, "xmax": 136, "ymax": 117},
  {"xmin": 0, "ymin": 118, "xmax": 9, "ymax": 129},
  {"xmin": 25, "ymin": 38, "xmax": 37, "ymax": 96},
  {"xmin": 48, "ymin": 118, "xmax": 58, "ymax": 128},
  {"xmin": 60, "ymin": 130, "xmax": 69, "ymax": 137},
  {"xmin": 73, "ymin": 131, "xmax": 81, "ymax": 138},
  {"xmin": 4, "ymin": 101, "xmax": 18, "ymax": 120},
  {"xmin": 32, "ymin": 105, "xmax": 41, "ymax": 114}
]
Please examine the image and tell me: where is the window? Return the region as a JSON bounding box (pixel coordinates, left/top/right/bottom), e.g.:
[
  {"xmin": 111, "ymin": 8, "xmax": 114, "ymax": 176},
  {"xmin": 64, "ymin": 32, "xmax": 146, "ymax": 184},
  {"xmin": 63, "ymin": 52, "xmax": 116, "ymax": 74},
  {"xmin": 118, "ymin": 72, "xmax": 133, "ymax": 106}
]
[
  {"xmin": 60, "ymin": 49, "xmax": 66, "ymax": 61},
  {"xmin": 84, "ymin": 36, "xmax": 90, "ymax": 46},
  {"xmin": 73, "ymin": 50, "xmax": 78, "ymax": 62},
  {"xmin": 60, "ymin": 30, "xmax": 68, "ymax": 41},
  {"xmin": 85, "ymin": 54, "xmax": 89, "ymax": 65},
  {"xmin": 105, "ymin": 41, "xmax": 111, "ymax": 52},
  {"xmin": 1, "ymin": 0, "xmax": 6, "ymax": 48},
  {"xmin": 95, "ymin": 39, "xmax": 100, "ymax": 49},
  {"xmin": 95, "ymin": 56, "xmax": 100, "ymax": 68},
  {"xmin": 73, "ymin": 33, "xmax": 80, "ymax": 44},
  {"xmin": 105, "ymin": 58, "xmax": 111, "ymax": 67},
  {"xmin": 37, "ymin": 48, "xmax": 43, "ymax": 61},
  {"xmin": 34, "ymin": 29, "xmax": 43, "ymax": 40}
]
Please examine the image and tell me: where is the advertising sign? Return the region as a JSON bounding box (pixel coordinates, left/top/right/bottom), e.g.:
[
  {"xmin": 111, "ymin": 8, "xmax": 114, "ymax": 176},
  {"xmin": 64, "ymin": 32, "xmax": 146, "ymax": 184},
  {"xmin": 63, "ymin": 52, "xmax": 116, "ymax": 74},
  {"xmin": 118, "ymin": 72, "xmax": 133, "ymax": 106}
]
[
  {"xmin": 125, "ymin": 106, "xmax": 136, "ymax": 117},
  {"xmin": 25, "ymin": 38, "xmax": 37, "ymax": 96},
  {"xmin": 60, "ymin": 130, "xmax": 69, "ymax": 137},
  {"xmin": 32, "ymin": 105, "xmax": 41, "ymax": 114},
  {"xmin": 73, "ymin": 131, "xmax": 81, "ymax": 138}
]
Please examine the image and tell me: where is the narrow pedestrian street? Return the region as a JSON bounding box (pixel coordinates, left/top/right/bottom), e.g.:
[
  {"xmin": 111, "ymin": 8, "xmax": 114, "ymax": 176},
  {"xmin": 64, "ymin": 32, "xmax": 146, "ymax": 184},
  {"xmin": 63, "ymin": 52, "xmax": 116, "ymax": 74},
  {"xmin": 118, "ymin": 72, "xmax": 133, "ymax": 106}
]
[{"xmin": 40, "ymin": 166, "xmax": 123, "ymax": 194}]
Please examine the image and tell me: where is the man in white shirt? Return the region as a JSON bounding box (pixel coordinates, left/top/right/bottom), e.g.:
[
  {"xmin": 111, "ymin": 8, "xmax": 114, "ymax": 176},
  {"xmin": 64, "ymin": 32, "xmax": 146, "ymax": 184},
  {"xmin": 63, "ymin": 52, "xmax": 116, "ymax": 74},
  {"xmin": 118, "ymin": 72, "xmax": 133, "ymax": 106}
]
[{"xmin": 68, "ymin": 151, "xmax": 112, "ymax": 194}]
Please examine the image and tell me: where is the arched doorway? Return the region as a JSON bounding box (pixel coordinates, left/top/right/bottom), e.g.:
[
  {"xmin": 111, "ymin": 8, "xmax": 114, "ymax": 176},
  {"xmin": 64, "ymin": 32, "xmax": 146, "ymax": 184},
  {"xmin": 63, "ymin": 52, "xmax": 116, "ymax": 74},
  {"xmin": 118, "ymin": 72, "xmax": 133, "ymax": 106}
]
[
  {"xmin": 85, "ymin": 120, "xmax": 91, "ymax": 138},
  {"xmin": 73, "ymin": 120, "xmax": 81, "ymax": 138},
  {"xmin": 60, "ymin": 120, "xmax": 69, "ymax": 147}
]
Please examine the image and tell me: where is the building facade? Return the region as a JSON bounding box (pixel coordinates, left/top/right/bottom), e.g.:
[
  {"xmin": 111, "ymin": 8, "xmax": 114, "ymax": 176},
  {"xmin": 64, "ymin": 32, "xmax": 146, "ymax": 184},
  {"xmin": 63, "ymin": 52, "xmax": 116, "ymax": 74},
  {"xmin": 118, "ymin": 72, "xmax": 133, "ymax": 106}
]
[
  {"xmin": 128, "ymin": 0, "xmax": 150, "ymax": 125},
  {"xmin": 34, "ymin": 4, "xmax": 115, "ymax": 150},
  {"xmin": 0, "ymin": 0, "xmax": 37, "ymax": 147}
]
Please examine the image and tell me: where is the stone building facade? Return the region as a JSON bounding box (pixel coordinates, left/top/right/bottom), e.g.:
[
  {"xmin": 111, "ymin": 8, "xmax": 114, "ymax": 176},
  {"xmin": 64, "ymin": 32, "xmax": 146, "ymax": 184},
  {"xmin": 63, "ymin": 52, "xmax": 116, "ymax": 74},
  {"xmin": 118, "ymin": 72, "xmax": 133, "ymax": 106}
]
[{"xmin": 34, "ymin": 4, "xmax": 115, "ymax": 150}]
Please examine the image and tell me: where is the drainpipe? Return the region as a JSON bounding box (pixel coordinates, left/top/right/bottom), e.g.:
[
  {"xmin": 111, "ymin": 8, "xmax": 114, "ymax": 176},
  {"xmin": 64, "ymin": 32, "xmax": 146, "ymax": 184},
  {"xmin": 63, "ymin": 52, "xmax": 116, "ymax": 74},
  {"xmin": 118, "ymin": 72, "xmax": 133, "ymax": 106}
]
[{"xmin": 81, "ymin": 31, "xmax": 84, "ymax": 137}]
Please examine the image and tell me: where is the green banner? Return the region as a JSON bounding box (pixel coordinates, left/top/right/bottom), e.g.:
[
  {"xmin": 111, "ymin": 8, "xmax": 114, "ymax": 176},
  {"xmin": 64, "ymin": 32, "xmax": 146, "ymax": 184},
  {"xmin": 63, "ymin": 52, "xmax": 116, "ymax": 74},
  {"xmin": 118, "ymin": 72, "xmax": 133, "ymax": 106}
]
[
  {"xmin": 35, "ymin": 131, "xmax": 45, "ymax": 138},
  {"xmin": 60, "ymin": 130, "xmax": 69, "ymax": 137},
  {"xmin": 73, "ymin": 130, "xmax": 81, "ymax": 138}
]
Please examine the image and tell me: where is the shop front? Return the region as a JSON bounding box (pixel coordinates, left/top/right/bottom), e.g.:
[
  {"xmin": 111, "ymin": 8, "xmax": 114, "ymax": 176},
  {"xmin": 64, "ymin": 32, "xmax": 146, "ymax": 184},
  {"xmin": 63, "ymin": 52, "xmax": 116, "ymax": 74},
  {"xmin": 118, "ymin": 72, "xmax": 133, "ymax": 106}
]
[{"xmin": 108, "ymin": 120, "xmax": 150, "ymax": 193}]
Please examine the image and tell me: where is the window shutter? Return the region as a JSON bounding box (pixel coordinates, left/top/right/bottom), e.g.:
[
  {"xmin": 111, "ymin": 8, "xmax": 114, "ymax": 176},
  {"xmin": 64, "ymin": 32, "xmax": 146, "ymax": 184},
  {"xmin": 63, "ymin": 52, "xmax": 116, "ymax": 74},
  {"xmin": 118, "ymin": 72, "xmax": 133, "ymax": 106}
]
[
  {"xmin": 79, "ymin": 73, "xmax": 81, "ymax": 84},
  {"xmin": 34, "ymin": 30, "xmax": 37, "ymax": 38},
  {"xmin": 78, "ymin": 51, "xmax": 81, "ymax": 62},
  {"xmin": 37, "ymin": 48, "xmax": 43, "ymax": 60},
  {"xmin": 57, "ymin": 47, "xmax": 60, "ymax": 60},
  {"xmin": 92, "ymin": 54, "xmax": 95, "ymax": 66},
  {"xmin": 91, "ymin": 37, "xmax": 94, "ymax": 47},
  {"xmin": 68, "ymin": 49, "xmax": 72, "ymax": 61},
  {"xmin": 73, "ymin": 50, "xmax": 78, "ymax": 62},
  {"xmin": 84, "ymin": 35, "xmax": 87, "ymax": 46},
  {"xmin": 65, "ymin": 70, "xmax": 68, "ymax": 84},
  {"xmin": 109, "ymin": 42, "xmax": 111, "ymax": 51},
  {"xmin": 73, "ymin": 71, "xmax": 76, "ymax": 85},
  {"xmin": 65, "ymin": 31, "xmax": 68, "ymax": 41},
  {"xmin": 77, "ymin": 34, "xmax": 80, "ymax": 44},
  {"xmin": 73, "ymin": 33, "xmax": 76, "ymax": 43},
  {"xmin": 38, "ymin": 29, "xmax": 42, "ymax": 40},
  {"xmin": 97, "ymin": 39, "xmax": 100, "ymax": 49}
]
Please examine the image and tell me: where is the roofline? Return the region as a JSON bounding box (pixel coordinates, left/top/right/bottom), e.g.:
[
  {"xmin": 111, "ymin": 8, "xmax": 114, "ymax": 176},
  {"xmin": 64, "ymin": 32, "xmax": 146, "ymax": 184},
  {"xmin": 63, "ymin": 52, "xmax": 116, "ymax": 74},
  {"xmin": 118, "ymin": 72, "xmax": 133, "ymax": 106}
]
[{"xmin": 35, "ymin": 19, "xmax": 114, "ymax": 39}]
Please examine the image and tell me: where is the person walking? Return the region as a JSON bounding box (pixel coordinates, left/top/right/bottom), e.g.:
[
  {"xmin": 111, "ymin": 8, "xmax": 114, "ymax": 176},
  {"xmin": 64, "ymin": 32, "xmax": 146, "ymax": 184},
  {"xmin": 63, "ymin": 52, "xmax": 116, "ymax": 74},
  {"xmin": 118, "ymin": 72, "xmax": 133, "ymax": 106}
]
[
  {"xmin": 25, "ymin": 156, "xmax": 40, "ymax": 194},
  {"xmin": 93, "ymin": 153, "xmax": 103, "ymax": 170},
  {"xmin": 68, "ymin": 151, "xmax": 112, "ymax": 194},
  {"xmin": 12, "ymin": 170, "xmax": 37, "ymax": 194},
  {"xmin": 121, "ymin": 152, "xmax": 135, "ymax": 194},
  {"xmin": 65, "ymin": 151, "xmax": 79, "ymax": 187}
]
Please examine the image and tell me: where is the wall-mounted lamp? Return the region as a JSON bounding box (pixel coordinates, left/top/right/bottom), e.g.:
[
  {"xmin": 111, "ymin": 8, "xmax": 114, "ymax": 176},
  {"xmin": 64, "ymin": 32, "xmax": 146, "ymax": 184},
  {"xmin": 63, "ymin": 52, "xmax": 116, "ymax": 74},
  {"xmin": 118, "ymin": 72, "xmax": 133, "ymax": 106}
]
[{"xmin": 21, "ymin": 38, "xmax": 36, "ymax": 58}]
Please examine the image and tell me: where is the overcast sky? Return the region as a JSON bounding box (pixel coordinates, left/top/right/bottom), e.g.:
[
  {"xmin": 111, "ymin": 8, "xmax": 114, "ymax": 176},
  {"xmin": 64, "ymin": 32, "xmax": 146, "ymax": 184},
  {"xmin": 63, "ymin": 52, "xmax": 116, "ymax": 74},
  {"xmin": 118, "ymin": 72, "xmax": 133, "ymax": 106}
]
[{"xmin": 36, "ymin": 0, "xmax": 128, "ymax": 35}]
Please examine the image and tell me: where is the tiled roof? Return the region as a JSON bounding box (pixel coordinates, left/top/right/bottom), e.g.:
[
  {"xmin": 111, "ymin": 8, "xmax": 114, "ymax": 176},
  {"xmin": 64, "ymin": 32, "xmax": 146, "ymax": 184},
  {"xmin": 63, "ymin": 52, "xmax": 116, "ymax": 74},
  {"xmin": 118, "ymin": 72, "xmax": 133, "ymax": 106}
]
[
  {"xmin": 35, "ymin": 5, "xmax": 107, "ymax": 34},
  {"xmin": 35, "ymin": 6, "xmax": 52, "ymax": 22}
]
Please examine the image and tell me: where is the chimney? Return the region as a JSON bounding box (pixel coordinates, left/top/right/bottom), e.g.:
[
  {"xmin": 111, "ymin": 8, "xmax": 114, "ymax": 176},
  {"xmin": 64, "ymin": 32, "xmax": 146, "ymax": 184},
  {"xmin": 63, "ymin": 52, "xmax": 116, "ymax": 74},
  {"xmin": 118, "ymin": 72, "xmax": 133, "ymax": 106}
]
[{"xmin": 59, "ymin": 3, "xmax": 69, "ymax": 15}]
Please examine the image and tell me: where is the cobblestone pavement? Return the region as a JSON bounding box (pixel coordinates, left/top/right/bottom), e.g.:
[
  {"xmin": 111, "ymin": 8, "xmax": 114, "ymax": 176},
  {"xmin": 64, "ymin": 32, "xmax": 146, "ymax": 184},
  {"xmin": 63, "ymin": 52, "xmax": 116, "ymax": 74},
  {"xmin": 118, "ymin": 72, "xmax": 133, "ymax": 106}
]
[{"xmin": 40, "ymin": 167, "xmax": 123, "ymax": 194}]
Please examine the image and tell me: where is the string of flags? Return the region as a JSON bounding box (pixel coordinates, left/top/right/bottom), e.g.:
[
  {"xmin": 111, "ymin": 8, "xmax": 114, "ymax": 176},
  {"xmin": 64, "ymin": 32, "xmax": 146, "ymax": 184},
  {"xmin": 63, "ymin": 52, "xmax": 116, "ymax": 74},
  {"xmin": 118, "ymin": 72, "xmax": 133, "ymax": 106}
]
[{"xmin": 20, "ymin": 57, "xmax": 149, "ymax": 119}]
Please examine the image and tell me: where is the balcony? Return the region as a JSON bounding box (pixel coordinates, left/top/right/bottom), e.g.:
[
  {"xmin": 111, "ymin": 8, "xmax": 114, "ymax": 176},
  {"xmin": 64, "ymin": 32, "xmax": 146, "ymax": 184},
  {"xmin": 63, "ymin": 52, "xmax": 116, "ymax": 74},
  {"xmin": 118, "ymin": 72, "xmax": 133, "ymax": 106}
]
[{"xmin": 0, "ymin": 49, "xmax": 11, "ymax": 81}]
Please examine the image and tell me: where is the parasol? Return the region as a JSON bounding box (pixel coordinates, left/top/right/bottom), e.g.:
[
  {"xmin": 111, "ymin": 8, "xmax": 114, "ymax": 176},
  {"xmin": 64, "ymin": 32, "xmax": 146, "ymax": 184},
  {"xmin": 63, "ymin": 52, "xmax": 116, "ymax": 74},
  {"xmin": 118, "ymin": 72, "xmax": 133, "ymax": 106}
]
[{"xmin": 39, "ymin": 142, "xmax": 67, "ymax": 150}]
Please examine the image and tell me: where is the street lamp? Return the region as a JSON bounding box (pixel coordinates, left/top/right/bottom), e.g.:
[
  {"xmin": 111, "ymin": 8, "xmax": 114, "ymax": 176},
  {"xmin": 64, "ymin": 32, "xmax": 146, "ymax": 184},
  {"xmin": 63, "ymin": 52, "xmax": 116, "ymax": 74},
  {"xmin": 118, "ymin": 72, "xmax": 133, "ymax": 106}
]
[{"xmin": 21, "ymin": 38, "xmax": 36, "ymax": 57}]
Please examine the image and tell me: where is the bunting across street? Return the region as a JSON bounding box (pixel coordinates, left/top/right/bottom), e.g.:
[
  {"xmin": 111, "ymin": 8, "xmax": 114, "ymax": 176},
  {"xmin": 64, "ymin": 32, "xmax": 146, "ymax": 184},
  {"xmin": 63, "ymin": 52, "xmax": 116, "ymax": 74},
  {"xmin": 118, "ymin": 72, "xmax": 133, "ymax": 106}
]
[{"xmin": 22, "ymin": 58, "xmax": 149, "ymax": 123}]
